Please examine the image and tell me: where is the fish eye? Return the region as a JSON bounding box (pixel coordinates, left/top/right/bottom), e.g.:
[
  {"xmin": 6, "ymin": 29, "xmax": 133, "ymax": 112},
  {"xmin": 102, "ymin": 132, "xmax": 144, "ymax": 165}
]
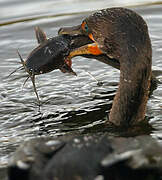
[{"xmin": 82, "ymin": 21, "xmax": 89, "ymax": 33}]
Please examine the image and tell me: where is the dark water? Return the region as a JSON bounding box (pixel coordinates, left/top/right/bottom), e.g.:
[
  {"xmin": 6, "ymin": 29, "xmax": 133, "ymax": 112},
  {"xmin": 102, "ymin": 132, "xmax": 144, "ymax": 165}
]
[{"xmin": 0, "ymin": 0, "xmax": 162, "ymax": 177}]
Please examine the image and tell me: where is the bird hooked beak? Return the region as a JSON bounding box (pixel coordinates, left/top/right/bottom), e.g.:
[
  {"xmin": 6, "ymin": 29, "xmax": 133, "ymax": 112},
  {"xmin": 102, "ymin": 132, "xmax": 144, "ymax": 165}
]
[{"xmin": 58, "ymin": 24, "xmax": 104, "ymax": 59}]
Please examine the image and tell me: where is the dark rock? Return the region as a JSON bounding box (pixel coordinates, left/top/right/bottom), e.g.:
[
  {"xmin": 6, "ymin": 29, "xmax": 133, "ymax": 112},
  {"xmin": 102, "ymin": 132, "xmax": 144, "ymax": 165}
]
[{"xmin": 8, "ymin": 135, "xmax": 162, "ymax": 180}]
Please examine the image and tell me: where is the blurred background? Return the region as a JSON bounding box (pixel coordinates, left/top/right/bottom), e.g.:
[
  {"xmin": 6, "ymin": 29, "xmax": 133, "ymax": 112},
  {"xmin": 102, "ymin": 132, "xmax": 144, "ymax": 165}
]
[
  {"xmin": 0, "ymin": 0, "xmax": 162, "ymax": 179},
  {"xmin": 0, "ymin": 0, "xmax": 161, "ymax": 24}
]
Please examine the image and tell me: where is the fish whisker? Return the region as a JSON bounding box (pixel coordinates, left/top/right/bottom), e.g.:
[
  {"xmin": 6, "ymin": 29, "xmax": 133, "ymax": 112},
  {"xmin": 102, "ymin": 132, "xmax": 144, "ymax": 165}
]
[
  {"xmin": 8, "ymin": 66, "xmax": 24, "ymax": 78},
  {"xmin": 17, "ymin": 50, "xmax": 41, "ymax": 106},
  {"xmin": 30, "ymin": 71, "xmax": 41, "ymax": 106},
  {"xmin": 22, "ymin": 76, "xmax": 30, "ymax": 90}
]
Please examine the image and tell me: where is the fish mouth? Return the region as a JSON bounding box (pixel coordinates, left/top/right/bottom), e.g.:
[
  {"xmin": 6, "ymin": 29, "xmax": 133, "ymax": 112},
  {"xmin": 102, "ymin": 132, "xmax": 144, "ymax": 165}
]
[{"xmin": 59, "ymin": 58, "xmax": 77, "ymax": 76}]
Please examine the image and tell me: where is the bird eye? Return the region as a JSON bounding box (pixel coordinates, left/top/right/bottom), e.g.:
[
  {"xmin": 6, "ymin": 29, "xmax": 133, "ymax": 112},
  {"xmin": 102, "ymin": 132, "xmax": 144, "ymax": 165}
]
[
  {"xmin": 84, "ymin": 24, "xmax": 88, "ymax": 32},
  {"xmin": 82, "ymin": 21, "xmax": 89, "ymax": 33}
]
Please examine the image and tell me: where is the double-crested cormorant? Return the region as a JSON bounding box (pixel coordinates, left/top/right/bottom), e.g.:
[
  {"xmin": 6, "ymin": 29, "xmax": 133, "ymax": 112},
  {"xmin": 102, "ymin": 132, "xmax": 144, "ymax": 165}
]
[{"xmin": 59, "ymin": 7, "xmax": 152, "ymax": 127}]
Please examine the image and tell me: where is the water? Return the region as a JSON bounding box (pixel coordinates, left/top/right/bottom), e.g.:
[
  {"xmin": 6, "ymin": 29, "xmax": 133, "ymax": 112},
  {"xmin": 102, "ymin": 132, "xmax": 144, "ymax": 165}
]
[{"xmin": 0, "ymin": 0, "xmax": 162, "ymax": 178}]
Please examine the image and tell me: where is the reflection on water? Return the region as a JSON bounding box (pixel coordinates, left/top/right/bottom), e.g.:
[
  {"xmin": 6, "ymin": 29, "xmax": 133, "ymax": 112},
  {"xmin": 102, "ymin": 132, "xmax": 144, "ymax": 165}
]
[{"xmin": 0, "ymin": 0, "xmax": 162, "ymax": 179}]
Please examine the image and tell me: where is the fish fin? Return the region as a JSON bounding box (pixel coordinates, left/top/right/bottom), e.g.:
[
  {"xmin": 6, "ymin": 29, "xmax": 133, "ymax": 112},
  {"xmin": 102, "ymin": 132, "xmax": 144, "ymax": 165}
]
[{"xmin": 34, "ymin": 26, "xmax": 47, "ymax": 44}]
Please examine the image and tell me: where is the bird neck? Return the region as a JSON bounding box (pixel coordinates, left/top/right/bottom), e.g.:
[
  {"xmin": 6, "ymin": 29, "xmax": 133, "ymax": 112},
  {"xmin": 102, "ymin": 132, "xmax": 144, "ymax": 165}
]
[{"xmin": 108, "ymin": 54, "xmax": 152, "ymax": 127}]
